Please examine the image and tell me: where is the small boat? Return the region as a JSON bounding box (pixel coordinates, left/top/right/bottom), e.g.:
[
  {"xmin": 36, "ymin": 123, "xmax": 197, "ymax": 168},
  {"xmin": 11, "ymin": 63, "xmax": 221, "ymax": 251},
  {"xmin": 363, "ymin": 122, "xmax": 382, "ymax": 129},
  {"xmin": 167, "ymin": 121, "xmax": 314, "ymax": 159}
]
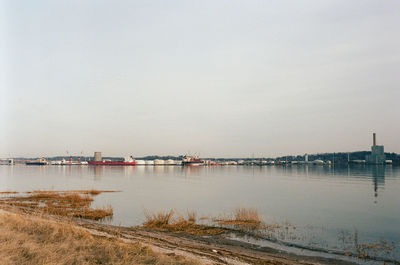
[{"xmin": 26, "ymin": 158, "xmax": 48, "ymax": 165}]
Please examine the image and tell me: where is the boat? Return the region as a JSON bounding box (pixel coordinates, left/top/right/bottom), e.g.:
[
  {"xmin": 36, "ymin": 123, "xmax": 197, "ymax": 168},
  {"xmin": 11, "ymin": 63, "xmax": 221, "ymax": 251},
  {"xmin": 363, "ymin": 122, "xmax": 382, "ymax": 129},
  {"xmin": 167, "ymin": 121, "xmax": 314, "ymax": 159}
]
[
  {"xmin": 88, "ymin": 156, "xmax": 137, "ymax": 166},
  {"xmin": 26, "ymin": 158, "xmax": 48, "ymax": 165},
  {"xmin": 181, "ymin": 155, "xmax": 204, "ymax": 166}
]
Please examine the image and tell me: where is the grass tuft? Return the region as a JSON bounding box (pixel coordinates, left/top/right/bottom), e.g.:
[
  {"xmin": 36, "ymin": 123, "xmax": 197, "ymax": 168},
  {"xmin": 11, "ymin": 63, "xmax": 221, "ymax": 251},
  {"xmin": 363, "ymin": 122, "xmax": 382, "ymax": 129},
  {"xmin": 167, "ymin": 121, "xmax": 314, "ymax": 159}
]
[
  {"xmin": 214, "ymin": 207, "xmax": 265, "ymax": 229},
  {"xmin": 186, "ymin": 210, "xmax": 197, "ymax": 223},
  {"xmin": 143, "ymin": 209, "xmax": 226, "ymax": 236},
  {"xmin": 144, "ymin": 209, "xmax": 174, "ymax": 227},
  {"xmin": 234, "ymin": 207, "xmax": 262, "ymax": 223}
]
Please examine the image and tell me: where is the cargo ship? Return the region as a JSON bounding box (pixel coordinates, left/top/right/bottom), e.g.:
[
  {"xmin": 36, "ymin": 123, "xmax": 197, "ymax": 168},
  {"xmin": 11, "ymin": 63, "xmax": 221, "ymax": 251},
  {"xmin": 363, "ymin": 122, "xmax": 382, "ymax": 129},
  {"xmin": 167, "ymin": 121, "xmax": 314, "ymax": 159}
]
[
  {"xmin": 26, "ymin": 158, "xmax": 48, "ymax": 165},
  {"xmin": 88, "ymin": 152, "xmax": 136, "ymax": 166},
  {"xmin": 181, "ymin": 155, "xmax": 204, "ymax": 166}
]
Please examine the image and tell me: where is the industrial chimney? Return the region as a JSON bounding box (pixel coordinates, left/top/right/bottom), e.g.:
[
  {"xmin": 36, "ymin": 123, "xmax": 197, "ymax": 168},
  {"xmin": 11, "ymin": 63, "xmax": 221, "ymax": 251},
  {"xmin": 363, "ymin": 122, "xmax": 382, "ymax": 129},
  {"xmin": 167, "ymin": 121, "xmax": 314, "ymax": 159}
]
[{"xmin": 373, "ymin": 133, "xmax": 376, "ymax": 146}]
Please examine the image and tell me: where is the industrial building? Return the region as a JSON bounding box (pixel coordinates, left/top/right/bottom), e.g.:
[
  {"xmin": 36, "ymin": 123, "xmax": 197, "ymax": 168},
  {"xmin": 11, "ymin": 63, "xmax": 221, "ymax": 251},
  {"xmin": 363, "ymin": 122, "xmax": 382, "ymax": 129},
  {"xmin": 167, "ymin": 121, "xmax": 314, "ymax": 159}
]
[{"xmin": 366, "ymin": 133, "xmax": 386, "ymax": 164}]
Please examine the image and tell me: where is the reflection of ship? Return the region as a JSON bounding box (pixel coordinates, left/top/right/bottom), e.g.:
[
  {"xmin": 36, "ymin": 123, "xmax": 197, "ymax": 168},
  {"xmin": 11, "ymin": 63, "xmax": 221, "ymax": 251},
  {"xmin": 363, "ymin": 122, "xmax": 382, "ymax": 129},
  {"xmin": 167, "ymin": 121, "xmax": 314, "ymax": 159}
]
[
  {"xmin": 182, "ymin": 155, "xmax": 204, "ymax": 166},
  {"xmin": 26, "ymin": 158, "xmax": 48, "ymax": 165},
  {"xmin": 88, "ymin": 152, "xmax": 136, "ymax": 166}
]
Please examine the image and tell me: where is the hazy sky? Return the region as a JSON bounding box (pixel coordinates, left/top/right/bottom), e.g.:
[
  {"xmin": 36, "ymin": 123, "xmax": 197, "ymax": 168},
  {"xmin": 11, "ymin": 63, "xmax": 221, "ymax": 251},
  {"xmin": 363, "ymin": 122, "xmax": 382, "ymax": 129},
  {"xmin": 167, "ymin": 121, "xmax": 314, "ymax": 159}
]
[{"xmin": 1, "ymin": 0, "xmax": 399, "ymax": 158}]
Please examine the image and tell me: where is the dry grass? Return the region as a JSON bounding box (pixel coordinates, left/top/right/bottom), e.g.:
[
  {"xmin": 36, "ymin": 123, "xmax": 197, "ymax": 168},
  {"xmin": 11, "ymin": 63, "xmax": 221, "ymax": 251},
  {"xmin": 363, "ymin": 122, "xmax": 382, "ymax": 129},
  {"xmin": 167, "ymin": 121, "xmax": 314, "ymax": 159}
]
[
  {"xmin": 234, "ymin": 207, "xmax": 262, "ymax": 223},
  {"xmin": 0, "ymin": 190, "xmax": 114, "ymax": 220},
  {"xmin": 142, "ymin": 208, "xmax": 271, "ymax": 235},
  {"xmin": 0, "ymin": 191, "xmax": 18, "ymax": 194},
  {"xmin": 143, "ymin": 209, "xmax": 226, "ymax": 236},
  {"xmin": 0, "ymin": 212, "xmax": 200, "ymax": 265},
  {"xmin": 25, "ymin": 189, "xmax": 118, "ymax": 195},
  {"xmin": 187, "ymin": 210, "xmax": 197, "ymax": 223},
  {"xmin": 144, "ymin": 209, "xmax": 174, "ymax": 227},
  {"xmin": 215, "ymin": 207, "xmax": 262, "ymax": 227}
]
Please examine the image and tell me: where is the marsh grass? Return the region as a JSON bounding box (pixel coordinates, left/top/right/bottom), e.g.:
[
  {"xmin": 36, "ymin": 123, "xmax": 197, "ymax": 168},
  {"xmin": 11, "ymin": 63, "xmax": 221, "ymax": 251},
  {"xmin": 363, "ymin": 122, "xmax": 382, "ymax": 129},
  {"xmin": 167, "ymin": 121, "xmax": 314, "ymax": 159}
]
[
  {"xmin": 187, "ymin": 210, "xmax": 197, "ymax": 223},
  {"xmin": 144, "ymin": 209, "xmax": 174, "ymax": 227},
  {"xmin": 0, "ymin": 191, "xmax": 18, "ymax": 194},
  {"xmin": 141, "ymin": 208, "xmax": 274, "ymax": 236},
  {"xmin": 0, "ymin": 190, "xmax": 115, "ymax": 220},
  {"xmin": 143, "ymin": 209, "xmax": 226, "ymax": 236},
  {"xmin": 25, "ymin": 189, "xmax": 118, "ymax": 195},
  {"xmin": 215, "ymin": 207, "xmax": 262, "ymax": 228},
  {"xmin": 0, "ymin": 212, "xmax": 199, "ymax": 265}
]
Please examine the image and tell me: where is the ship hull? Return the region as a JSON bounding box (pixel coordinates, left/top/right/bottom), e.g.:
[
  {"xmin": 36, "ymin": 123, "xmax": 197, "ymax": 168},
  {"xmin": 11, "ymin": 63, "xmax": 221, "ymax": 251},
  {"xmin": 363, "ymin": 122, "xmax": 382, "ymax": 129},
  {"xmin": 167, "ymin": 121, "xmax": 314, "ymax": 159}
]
[
  {"xmin": 88, "ymin": 161, "xmax": 137, "ymax": 166},
  {"xmin": 182, "ymin": 161, "xmax": 204, "ymax": 166},
  {"xmin": 26, "ymin": 162, "xmax": 48, "ymax": 165}
]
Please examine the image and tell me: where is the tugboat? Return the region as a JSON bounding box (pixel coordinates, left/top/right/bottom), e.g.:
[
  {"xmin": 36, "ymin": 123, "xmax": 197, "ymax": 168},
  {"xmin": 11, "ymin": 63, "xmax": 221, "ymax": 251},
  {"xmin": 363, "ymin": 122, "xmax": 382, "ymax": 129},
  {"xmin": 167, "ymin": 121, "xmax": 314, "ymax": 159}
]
[
  {"xmin": 181, "ymin": 155, "xmax": 204, "ymax": 166},
  {"xmin": 26, "ymin": 158, "xmax": 48, "ymax": 165}
]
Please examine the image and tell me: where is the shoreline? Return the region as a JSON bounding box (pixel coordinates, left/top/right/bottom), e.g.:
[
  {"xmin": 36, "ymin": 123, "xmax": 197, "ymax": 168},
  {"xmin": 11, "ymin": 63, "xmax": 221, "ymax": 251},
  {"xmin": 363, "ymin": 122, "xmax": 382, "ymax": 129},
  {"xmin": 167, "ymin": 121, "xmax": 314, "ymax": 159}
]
[
  {"xmin": 0, "ymin": 206, "xmax": 361, "ymax": 265},
  {"xmin": 0, "ymin": 190, "xmax": 398, "ymax": 264}
]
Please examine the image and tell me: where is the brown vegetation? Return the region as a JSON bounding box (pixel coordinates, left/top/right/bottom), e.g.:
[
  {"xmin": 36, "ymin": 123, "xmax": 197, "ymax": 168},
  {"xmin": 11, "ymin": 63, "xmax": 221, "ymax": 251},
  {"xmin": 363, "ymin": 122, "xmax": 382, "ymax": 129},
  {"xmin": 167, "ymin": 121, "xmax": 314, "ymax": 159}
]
[
  {"xmin": 141, "ymin": 208, "xmax": 278, "ymax": 235},
  {"xmin": 0, "ymin": 212, "xmax": 199, "ymax": 265},
  {"xmin": 0, "ymin": 191, "xmax": 18, "ymax": 194},
  {"xmin": 215, "ymin": 207, "xmax": 263, "ymax": 227},
  {"xmin": 0, "ymin": 190, "xmax": 114, "ymax": 220},
  {"xmin": 143, "ymin": 209, "xmax": 226, "ymax": 236},
  {"xmin": 25, "ymin": 189, "xmax": 118, "ymax": 195}
]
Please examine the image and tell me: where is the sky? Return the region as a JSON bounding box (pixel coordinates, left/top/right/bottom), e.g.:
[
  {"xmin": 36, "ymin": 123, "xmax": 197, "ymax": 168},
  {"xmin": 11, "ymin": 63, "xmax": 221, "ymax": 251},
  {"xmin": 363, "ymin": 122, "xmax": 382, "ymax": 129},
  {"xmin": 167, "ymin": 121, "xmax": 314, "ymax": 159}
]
[{"xmin": 1, "ymin": 0, "xmax": 399, "ymax": 158}]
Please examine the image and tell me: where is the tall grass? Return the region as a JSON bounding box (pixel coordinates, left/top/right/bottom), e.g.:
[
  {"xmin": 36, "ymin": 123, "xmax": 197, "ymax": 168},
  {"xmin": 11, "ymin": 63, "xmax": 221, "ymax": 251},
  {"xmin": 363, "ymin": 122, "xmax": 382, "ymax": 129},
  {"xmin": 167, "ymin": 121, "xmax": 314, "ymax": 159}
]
[
  {"xmin": 143, "ymin": 209, "xmax": 174, "ymax": 226},
  {"xmin": 186, "ymin": 210, "xmax": 197, "ymax": 223},
  {"xmin": 233, "ymin": 207, "xmax": 261, "ymax": 223},
  {"xmin": 212, "ymin": 207, "xmax": 263, "ymax": 229}
]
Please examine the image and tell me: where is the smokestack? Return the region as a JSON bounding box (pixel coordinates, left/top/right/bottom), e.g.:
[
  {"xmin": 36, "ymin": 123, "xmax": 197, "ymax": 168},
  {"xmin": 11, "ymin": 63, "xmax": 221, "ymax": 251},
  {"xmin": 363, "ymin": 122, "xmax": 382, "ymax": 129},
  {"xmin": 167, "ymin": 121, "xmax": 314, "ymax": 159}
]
[{"xmin": 373, "ymin": 133, "xmax": 376, "ymax": 146}]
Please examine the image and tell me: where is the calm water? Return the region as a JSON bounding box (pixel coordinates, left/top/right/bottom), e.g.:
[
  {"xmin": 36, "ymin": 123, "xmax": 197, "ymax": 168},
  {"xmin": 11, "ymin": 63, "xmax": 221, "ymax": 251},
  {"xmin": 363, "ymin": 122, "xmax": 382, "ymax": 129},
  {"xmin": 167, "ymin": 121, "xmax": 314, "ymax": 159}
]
[{"xmin": 1, "ymin": 164, "xmax": 399, "ymax": 262}]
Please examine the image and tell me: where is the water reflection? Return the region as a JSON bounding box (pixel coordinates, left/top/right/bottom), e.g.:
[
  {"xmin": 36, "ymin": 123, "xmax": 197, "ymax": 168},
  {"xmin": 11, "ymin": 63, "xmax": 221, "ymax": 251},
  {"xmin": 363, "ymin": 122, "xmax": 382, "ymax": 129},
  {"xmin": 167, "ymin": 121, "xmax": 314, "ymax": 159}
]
[{"xmin": 370, "ymin": 165, "xmax": 385, "ymax": 202}]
